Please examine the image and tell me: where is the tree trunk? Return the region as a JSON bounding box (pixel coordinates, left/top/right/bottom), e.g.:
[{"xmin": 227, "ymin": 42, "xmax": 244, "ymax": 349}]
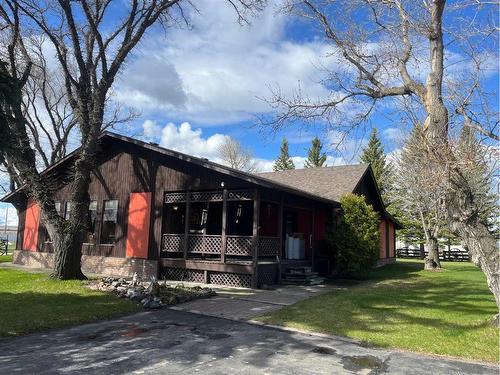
[
  {"xmin": 49, "ymin": 118, "xmax": 100, "ymax": 279},
  {"xmin": 449, "ymin": 214, "xmax": 499, "ymax": 322},
  {"xmin": 424, "ymin": 236, "xmax": 441, "ymax": 270},
  {"xmin": 419, "ymin": 243, "xmax": 425, "ymax": 259},
  {"xmin": 51, "ymin": 225, "xmax": 86, "ymax": 280}
]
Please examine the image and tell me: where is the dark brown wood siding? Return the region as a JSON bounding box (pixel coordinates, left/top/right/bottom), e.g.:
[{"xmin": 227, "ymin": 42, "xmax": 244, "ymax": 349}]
[{"xmin": 12, "ymin": 136, "xmax": 335, "ymax": 262}]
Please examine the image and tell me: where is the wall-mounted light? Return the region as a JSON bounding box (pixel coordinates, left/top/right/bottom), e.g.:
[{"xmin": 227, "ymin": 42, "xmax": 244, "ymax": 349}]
[{"xmin": 220, "ymin": 181, "xmax": 225, "ymax": 187}]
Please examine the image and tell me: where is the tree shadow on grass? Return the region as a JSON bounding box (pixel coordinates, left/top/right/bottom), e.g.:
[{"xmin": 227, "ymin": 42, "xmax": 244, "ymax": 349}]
[
  {"xmin": 263, "ymin": 261, "xmax": 499, "ymax": 361},
  {"xmin": 0, "ymin": 291, "xmax": 139, "ymax": 337}
]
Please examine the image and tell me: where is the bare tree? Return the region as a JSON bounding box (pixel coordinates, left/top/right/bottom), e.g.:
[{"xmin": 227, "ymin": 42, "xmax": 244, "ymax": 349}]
[
  {"xmin": 265, "ymin": 0, "xmax": 499, "ymax": 315},
  {"xmin": 218, "ymin": 137, "xmax": 259, "ymax": 173},
  {"xmin": 0, "ymin": 0, "xmax": 264, "ymax": 279}
]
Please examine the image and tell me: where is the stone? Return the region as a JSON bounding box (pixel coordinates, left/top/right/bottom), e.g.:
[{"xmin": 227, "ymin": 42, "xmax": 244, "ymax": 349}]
[
  {"xmin": 148, "ymin": 301, "xmax": 161, "ymax": 309},
  {"xmin": 132, "ymin": 272, "xmax": 139, "ymax": 286},
  {"xmin": 111, "ymin": 281, "xmax": 120, "ymax": 287}
]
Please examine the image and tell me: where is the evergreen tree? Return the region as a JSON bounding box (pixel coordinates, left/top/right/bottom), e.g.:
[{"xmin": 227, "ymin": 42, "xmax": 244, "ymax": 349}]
[
  {"xmin": 273, "ymin": 137, "xmax": 295, "ymax": 171},
  {"xmin": 304, "ymin": 137, "xmax": 327, "ymax": 168},
  {"xmin": 360, "ymin": 128, "xmax": 392, "ymax": 196}
]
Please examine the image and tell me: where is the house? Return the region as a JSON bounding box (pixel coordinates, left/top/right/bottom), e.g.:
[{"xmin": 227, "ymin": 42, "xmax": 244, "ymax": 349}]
[{"xmin": 1, "ymin": 132, "xmax": 400, "ymax": 288}]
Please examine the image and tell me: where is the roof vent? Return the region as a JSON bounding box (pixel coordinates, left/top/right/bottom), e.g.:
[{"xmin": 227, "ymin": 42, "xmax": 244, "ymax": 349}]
[{"xmin": 149, "ymin": 141, "xmax": 159, "ymax": 146}]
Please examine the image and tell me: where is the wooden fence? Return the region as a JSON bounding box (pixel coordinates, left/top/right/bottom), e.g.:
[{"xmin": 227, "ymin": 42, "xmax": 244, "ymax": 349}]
[{"xmin": 396, "ymin": 248, "xmax": 470, "ymax": 262}]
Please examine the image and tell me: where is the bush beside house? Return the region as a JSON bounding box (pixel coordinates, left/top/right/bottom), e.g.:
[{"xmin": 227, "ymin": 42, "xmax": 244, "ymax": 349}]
[{"xmin": 328, "ymin": 193, "xmax": 380, "ymax": 278}]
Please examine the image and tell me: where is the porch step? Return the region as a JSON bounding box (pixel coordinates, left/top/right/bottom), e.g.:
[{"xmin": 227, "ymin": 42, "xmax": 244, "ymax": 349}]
[
  {"xmin": 286, "ymin": 266, "xmax": 313, "ymax": 274},
  {"xmin": 282, "ymin": 277, "xmax": 325, "ymax": 286},
  {"xmin": 281, "ymin": 266, "xmax": 325, "ymax": 285},
  {"xmin": 283, "ymin": 271, "xmax": 318, "ymax": 278}
]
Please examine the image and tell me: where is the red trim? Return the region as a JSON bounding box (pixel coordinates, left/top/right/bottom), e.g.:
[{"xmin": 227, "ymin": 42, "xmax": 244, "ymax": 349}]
[
  {"xmin": 125, "ymin": 192, "xmax": 152, "ymax": 259},
  {"xmin": 379, "ymin": 220, "xmax": 386, "ymax": 259},
  {"xmin": 23, "ymin": 200, "xmax": 41, "ymax": 252}
]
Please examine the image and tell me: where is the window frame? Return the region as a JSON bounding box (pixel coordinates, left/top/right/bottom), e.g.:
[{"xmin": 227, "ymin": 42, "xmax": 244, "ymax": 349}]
[
  {"xmin": 100, "ymin": 199, "xmax": 119, "ymax": 245},
  {"xmin": 83, "ymin": 200, "xmax": 99, "ymax": 245}
]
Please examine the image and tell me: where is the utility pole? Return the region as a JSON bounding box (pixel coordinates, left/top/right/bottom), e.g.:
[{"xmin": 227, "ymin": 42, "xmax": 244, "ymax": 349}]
[{"xmin": 3, "ymin": 207, "xmax": 7, "ymax": 238}]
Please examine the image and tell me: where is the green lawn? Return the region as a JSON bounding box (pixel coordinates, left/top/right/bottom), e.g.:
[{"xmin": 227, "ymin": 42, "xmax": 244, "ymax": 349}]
[
  {"xmin": 257, "ymin": 260, "xmax": 499, "ymax": 362},
  {"xmin": 0, "ymin": 254, "xmax": 13, "ymax": 263},
  {"xmin": 0, "ymin": 267, "xmax": 140, "ymax": 336}
]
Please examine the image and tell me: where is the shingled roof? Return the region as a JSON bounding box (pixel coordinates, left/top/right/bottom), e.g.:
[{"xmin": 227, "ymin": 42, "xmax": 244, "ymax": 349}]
[{"xmin": 258, "ymin": 164, "xmax": 369, "ymax": 202}]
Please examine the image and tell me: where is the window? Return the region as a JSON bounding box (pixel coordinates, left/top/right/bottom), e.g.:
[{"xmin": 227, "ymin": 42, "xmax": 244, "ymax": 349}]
[
  {"xmin": 84, "ymin": 201, "xmax": 98, "ymax": 244},
  {"xmin": 64, "ymin": 202, "xmax": 71, "ymax": 220},
  {"xmin": 55, "ymin": 202, "xmax": 61, "ymax": 216},
  {"xmin": 189, "ymin": 202, "xmax": 222, "ymax": 235},
  {"xmin": 100, "ymin": 200, "xmax": 118, "ymax": 244},
  {"xmin": 163, "ymin": 203, "xmax": 186, "ymax": 234},
  {"xmin": 227, "ymin": 201, "xmax": 253, "ymax": 236}
]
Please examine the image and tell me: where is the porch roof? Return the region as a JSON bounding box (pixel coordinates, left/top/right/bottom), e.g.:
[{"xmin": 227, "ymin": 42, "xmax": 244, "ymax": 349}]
[
  {"xmin": 258, "ymin": 165, "xmax": 368, "ymax": 203},
  {"xmin": 0, "ymin": 131, "xmax": 336, "ymax": 206},
  {"xmin": 259, "ymin": 165, "xmax": 403, "ymax": 229}
]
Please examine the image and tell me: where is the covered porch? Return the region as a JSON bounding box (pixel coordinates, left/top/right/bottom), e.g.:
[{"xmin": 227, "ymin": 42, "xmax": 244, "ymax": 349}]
[{"xmin": 159, "ymin": 189, "xmax": 322, "ymax": 288}]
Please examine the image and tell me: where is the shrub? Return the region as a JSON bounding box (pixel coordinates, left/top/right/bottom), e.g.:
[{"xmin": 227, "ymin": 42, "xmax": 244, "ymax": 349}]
[{"xmin": 328, "ymin": 193, "xmax": 380, "ymax": 278}]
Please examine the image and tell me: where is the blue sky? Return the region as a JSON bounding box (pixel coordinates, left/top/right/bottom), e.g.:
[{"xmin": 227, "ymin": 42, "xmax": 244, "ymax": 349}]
[
  {"xmin": 111, "ymin": 0, "xmax": 408, "ymax": 170},
  {"xmin": 0, "ymin": 0, "xmax": 498, "ymax": 227}
]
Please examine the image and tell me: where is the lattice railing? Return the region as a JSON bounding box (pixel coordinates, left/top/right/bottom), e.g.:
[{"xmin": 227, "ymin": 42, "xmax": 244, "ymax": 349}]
[
  {"xmin": 190, "ymin": 191, "xmax": 223, "ymax": 202},
  {"xmin": 226, "ymin": 236, "xmax": 253, "ymax": 256},
  {"xmin": 227, "ymin": 190, "xmax": 254, "ymax": 201},
  {"xmin": 257, "ymin": 266, "xmax": 277, "ymax": 287},
  {"xmin": 162, "ymin": 234, "xmax": 184, "ymax": 253},
  {"xmin": 209, "ymin": 271, "xmax": 253, "ymax": 288},
  {"xmin": 258, "ymin": 237, "xmax": 280, "ymax": 257},
  {"xmin": 188, "ymin": 235, "xmax": 222, "ymax": 254},
  {"xmin": 164, "ymin": 192, "xmax": 187, "ymax": 203},
  {"xmin": 165, "ymin": 190, "xmax": 254, "ymax": 203},
  {"xmin": 163, "ymin": 267, "xmax": 205, "ymax": 283}
]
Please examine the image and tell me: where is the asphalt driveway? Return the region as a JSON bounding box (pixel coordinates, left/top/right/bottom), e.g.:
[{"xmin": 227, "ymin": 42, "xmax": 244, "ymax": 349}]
[{"xmin": 0, "ymin": 309, "xmax": 495, "ymax": 374}]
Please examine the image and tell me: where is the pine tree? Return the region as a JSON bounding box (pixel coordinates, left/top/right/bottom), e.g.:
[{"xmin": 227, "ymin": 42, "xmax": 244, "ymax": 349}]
[
  {"xmin": 304, "ymin": 137, "xmax": 327, "ymax": 168},
  {"xmin": 273, "ymin": 137, "xmax": 295, "ymax": 171},
  {"xmin": 360, "ymin": 128, "xmax": 392, "ymax": 196}
]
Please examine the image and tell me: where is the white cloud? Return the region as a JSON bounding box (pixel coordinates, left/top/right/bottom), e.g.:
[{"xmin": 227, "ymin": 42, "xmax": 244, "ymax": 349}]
[
  {"xmin": 383, "ymin": 127, "xmax": 404, "ymax": 143},
  {"xmin": 141, "ymin": 120, "xmax": 350, "ymax": 172},
  {"xmin": 116, "ymin": 0, "xmax": 336, "ymax": 125},
  {"xmin": 142, "ymin": 120, "xmax": 229, "ymax": 161},
  {"xmin": 0, "ymin": 204, "xmax": 18, "ymax": 227}
]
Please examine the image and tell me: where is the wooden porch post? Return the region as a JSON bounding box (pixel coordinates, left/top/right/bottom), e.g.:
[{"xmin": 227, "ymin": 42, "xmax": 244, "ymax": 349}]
[
  {"xmin": 252, "ymin": 189, "xmax": 260, "ymax": 288},
  {"xmin": 221, "ymin": 189, "xmax": 228, "ymax": 263},
  {"xmin": 277, "ymin": 196, "xmax": 284, "ymax": 283},
  {"xmin": 311, "ymin": 206, "xmax": 316, "ymax": 271},
  {"xmin": 183, "ymin": 191, "xmax": 191, "ymax": 260}
]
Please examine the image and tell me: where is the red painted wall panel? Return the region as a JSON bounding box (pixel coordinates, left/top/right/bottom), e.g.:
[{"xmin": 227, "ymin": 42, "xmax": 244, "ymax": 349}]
[
  {"xmin": 379, "ymin": 220, "xmax": 386, "ymax": 259},
  {"xmin": 23, "ymin": 200, "xmax": 41, "ymax": 252},
  {"xmin": 314, "ymin": 210, "xmax": 326, "ymax": 240},
  {"xmin": 388, "ymin": 222, "xmax": 395, "ymax": 257},
  {"xmin": 125, "ymin": 192, "xmax": 152, "ymax": 259}
]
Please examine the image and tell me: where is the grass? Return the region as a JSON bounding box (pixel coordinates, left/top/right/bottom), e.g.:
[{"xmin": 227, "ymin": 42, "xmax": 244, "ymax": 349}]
[
  {"xmin": 0, "ymin": 254, "xmax": 12, "ymax": 263},
  {"xmin": 257, "ymin": 260, "xmax": 499, "ymax": 362},
  {"xmin": 0, "ymin": 267, "xmax": 140, "ymax": 337}
]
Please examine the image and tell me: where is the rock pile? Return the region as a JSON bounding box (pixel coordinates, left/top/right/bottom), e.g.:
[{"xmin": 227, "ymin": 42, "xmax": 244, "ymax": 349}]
[{"xmin": 90, "ymin": 274, "xmax": 216, "ymax": 309}]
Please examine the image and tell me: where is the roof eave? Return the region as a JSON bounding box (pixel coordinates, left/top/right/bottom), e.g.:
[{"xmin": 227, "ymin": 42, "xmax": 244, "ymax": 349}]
[{"xmin": 1, "ymin": 131, "xmax": 338, "ymax": 206}]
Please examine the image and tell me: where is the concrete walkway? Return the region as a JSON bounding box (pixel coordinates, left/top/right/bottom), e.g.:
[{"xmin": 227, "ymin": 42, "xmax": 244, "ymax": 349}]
[
  {"xmin": 168, "ymin": 281, "xmax": 339, "ymax": 320},
  {"xmin": 0, "ymin": 309, "xmax": 495, "ymax": 374}
]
